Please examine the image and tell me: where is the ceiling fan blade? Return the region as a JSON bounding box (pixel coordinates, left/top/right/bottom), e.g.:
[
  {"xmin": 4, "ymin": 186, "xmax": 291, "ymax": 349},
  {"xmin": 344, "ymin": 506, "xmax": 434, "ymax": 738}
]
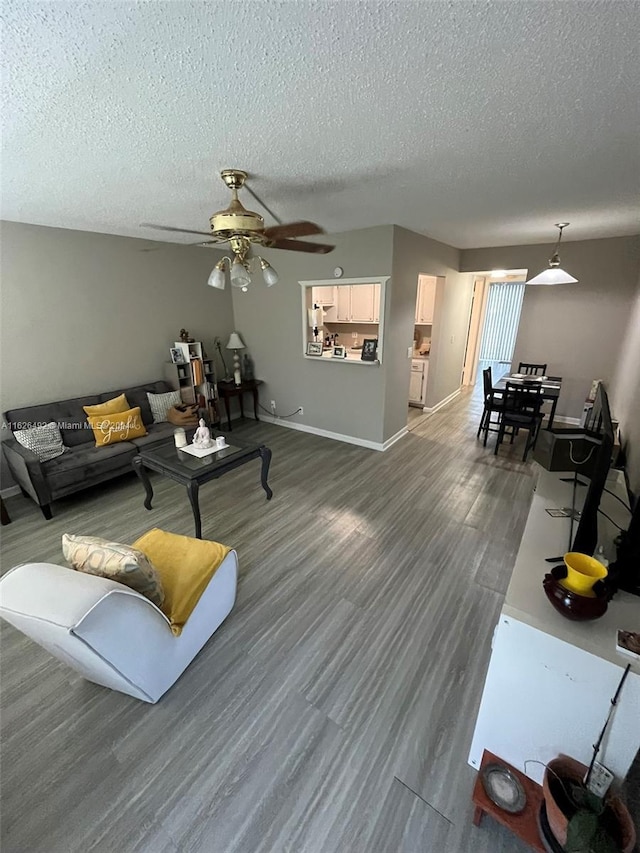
[
  {"xmin": 270, "ymin": 238, "xmax": 335, "ymax": 254},
  {"xmin": 264, "ymin": 221, "xmax": 325, "ymax": 241},
  {"xmin": 140, "ymin": 222, "xmax": 214, "ymax": 237}
]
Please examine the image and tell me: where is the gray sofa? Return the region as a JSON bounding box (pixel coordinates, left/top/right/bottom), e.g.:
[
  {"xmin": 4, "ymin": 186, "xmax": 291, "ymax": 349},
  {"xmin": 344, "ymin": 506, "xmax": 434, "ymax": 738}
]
[{"xmin": 3, "ymin": 380, "xmax": 179, "ymax": 519}]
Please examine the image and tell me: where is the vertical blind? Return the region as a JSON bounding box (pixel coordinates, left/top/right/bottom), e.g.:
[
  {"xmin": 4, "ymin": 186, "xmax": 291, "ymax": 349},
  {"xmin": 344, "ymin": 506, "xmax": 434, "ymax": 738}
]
[{"xmin": 479, "ymin": 282, "xmax": 526, "ymax": 362}]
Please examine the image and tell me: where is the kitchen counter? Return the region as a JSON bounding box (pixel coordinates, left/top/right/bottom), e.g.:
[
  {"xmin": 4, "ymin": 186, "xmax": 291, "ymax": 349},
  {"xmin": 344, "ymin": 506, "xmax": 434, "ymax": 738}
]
[{"xmin": 303, "ymin": 349, "xmax": 378, "ymax": 365}]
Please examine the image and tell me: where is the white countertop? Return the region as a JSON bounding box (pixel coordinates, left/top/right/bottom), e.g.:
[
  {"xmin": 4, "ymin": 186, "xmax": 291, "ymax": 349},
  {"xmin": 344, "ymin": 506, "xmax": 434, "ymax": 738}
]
[{"xmin": 504, "ymin": 464, "xmax": 639, "ymax": 668}]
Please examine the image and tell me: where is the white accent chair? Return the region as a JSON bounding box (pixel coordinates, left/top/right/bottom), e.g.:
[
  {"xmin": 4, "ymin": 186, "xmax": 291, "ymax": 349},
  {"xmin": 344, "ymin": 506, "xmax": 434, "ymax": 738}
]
[{"xmin": 0, "ymin": 551, "xmax": 237, "ymax": 703}]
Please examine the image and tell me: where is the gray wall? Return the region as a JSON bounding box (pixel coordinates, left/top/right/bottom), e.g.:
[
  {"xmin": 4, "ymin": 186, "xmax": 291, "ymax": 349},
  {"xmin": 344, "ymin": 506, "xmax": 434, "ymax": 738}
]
[
  {"xmin": 231, "ymin": 226, "xmax": 394, "ymax": 445},
  {"xmin": 1, "ymin": 221, "xmax": 234, "ymax": 483},
  {"xmin": 461, "ymin": 236, "xmax": 640, "ymax": 419},
  {"xmin": 609, "ymin": 276, "xmax": 640, "ymax": 497},
  {"xmin": 388, "ymin": 227, "xmax": 473, "ymax": 433}
]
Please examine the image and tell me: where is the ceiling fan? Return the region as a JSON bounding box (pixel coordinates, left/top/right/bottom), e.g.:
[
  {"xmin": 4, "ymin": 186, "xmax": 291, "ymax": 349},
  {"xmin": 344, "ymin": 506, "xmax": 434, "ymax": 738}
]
[{"xmin": 141, "ymin": 169, "xmax": 334, "ymax": 290}]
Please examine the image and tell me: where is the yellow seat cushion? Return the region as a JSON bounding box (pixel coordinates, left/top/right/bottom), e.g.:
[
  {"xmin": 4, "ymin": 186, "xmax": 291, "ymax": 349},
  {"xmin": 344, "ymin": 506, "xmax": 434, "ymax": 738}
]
[
  {"xmin": 83, "ymin": 393, "xmax": 130, "ymax": 416},
  {"xmin": 132, "ymin": 528, "xmax": 231, "ymax": 635},
  {"xmin": 86, "ymin": 406, "xmax": 147, "ymax": 446}
]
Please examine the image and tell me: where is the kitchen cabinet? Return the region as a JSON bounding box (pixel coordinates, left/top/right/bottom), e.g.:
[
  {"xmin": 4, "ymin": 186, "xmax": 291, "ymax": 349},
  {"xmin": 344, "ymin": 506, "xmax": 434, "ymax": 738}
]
[
  {"xmin": 325, "ymin": 284, "xmax": 380, "ymax": 323},
  {"xmin": 349, "ymin": 284, "xmax": 377, "ymax": 322},
  {"xmin": 409, "ymin": 358, "xmax": 429, "ymax": 405},
  {"xmin": 311, "ymin": 286, "xmax": 336, "ymax": 306},
  {"xmin": 336, "ymin": 286, "xmax": 351, "ymax": 321},
  {"xmin": 415, "ymin": 277, "xmax": 436, "ymax": 324}
]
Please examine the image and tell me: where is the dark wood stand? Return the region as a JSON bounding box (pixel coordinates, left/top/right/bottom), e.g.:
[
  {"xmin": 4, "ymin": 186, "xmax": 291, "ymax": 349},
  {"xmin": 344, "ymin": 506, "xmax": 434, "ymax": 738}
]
[
  {"xmin": 217, "ymin": 380, "xmax": 263, "ymax": 431},
  {"xmin": 472, "ymin": 750, "xmax": 546, "ymax": 852}
]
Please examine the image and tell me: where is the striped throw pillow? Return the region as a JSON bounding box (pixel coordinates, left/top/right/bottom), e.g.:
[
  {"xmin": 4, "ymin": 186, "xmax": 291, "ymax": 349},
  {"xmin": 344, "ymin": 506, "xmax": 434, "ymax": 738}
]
[
  {"xmin": 147, "ymin": 390, "xmax": 182, "ymax": 423},
  {"xmin": 14, "ymin": 422, "xmax": 66, "ymax": 462}
]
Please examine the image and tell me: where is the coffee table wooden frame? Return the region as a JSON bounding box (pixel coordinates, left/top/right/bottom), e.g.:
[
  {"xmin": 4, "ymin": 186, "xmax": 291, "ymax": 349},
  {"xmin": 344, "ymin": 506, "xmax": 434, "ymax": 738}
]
[{"xmin": 133, "ymin": 438, "xmax": 272, "ymax": 539}]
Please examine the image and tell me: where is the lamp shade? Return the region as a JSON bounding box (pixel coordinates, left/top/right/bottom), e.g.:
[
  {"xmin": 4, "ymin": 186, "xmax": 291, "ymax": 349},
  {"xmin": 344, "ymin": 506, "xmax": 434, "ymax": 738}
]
[
  {"xmin": 526, "ymin": 223, "xmax": 578, "ymax": 285},
  {"xmin": 526, "ymin": 267, "xmax": 578, "ymax": 285},
  {"xmin": 207, "ymin": 266, "xmax": 226, "ymax": 289},
  {"xmin": 226, "ymin": 332, "xmax": 245, "ymax": 350}
]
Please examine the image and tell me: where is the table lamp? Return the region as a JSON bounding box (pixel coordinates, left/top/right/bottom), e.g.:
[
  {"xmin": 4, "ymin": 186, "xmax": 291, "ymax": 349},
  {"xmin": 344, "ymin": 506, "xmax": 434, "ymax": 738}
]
[{"xmin": 226, "ymin": 332, "xmax": 245, "ymax": 386}]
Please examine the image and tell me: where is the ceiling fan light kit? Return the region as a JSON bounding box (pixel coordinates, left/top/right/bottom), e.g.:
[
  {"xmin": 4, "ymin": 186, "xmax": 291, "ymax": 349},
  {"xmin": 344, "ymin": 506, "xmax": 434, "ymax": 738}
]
[
  {"xmin": 526, "ymin": 223, "xmax": 578, "ymax": 285},
  {"xmin": 143, "ymin": 168, "xmax": 334, "ymax": 292}
]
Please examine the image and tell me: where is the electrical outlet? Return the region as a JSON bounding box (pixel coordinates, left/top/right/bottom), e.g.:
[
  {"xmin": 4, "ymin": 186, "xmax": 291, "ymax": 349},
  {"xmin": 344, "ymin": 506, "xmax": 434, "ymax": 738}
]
[
  {"xmin": 407, "ymin": 346, "xmax": 413, "ymax": 358},
  {"xmin": 298, "ymin": 407, "xmax": 304, "ymax": 415},
  {"xmin": 270, "ymin": 400, "xmax": 276, "ymax": 415},
  {"xmin": 352, "ymin": 331, "xmax": 358, "ymax": 338}
]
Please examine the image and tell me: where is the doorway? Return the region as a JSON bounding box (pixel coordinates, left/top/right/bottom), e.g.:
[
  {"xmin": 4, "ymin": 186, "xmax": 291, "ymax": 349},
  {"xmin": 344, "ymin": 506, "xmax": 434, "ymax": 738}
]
[{"xmin": 462, "ymin": 270, "xmax": 527, "ymax": 391}]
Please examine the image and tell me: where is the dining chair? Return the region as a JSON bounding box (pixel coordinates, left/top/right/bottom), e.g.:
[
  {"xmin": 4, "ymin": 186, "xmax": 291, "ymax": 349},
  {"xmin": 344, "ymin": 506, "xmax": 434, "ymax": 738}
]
[
  {"xmin": 518, "ymin": 362, "xmax": 547, "ymax": 376},
  {"xmin": 494, "ymin": 382, "xmax": 544, "ymax": 461},
  {"xmin": 477, "ymin": 366, "xmax": 503, "ymax": 446}
]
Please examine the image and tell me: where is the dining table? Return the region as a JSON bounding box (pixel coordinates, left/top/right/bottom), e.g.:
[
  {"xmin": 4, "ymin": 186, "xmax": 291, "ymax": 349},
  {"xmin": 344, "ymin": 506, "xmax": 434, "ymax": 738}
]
[{"xmin": 493, "ymin": 373, "xmax": 562, "ymax": 429}]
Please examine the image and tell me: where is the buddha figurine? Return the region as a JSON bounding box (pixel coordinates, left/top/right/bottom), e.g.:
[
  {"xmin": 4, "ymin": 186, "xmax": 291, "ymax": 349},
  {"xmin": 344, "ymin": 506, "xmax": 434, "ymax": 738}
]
[{"xmin": 192, "ymin": 418, "xmax": 213, "ymax": 448}]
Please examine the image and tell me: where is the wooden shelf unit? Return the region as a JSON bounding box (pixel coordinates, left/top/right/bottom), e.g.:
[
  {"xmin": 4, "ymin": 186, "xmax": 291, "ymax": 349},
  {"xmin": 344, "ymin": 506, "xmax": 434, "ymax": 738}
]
[{"xmin": 166, "ymin": 341, "xmax": 220, "ymax": 425}]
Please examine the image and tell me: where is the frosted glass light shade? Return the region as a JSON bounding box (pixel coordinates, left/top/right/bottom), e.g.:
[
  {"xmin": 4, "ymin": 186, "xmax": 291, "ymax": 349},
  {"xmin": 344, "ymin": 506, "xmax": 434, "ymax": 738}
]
[
  {"xmin": 226, "ymin": 332, "xmax": 245, "ymax": 350},
  {"xmin": 230, "ymin": 258, "xmax": 251, "ymax": 288},
  {"xmin": 262, "ymin": 265, "xmax": 279, "ymax": 287},
  {"xmin": 207, "ymin": 266, "xmax": 226, "ymax": 289},
  {"xmin": 526, "ymin": 267, "xmax": 578, "ymax": 285}
]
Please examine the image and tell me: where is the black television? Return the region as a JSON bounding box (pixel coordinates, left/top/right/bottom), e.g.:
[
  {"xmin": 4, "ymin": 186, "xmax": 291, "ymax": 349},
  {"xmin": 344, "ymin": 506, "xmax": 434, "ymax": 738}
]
[{"xmin": 571, "ymin": 382, "xmax": 615, "ymax": 556}]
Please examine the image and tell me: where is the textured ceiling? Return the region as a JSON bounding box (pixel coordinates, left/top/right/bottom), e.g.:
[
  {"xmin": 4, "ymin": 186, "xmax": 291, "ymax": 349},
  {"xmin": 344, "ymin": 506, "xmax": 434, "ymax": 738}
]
[{"xmin": 2, "ymin": 1, "xmax": 639, "ymax": 248}]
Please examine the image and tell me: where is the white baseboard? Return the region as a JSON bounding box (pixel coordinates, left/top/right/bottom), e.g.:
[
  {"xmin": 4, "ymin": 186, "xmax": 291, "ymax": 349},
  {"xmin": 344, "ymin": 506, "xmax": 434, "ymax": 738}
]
[
  {"xmin": 553, "ymin": 415, "xmax": 581, "ymax": 426},
  {"xmin": 1, "ymin": 485, "xmax": 21, "ymax": 499},
  {"xmin": 422, "ymin": 387, "xmax": 461, "ymax": 414},
  {"xmin": 259, "ymin": 415, "xmax": 406, "ymax": 452},
  {"xmin": 382, "ymin": 427, "xmax": 409, "ymax": 450}
]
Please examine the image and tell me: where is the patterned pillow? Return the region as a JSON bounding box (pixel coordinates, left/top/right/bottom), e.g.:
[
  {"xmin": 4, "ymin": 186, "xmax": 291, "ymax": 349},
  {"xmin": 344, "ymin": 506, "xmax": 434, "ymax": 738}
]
[
  {"xmin": 14, "ymin": 422, "xmax": 66, "ymax": 462},
  {"xmin": 62, "ymin": 533, "xmax": 164, "ymax": 607},
  {"xmin": 147, "ymin": 390, "xmax": 182, "ymax": 423}
]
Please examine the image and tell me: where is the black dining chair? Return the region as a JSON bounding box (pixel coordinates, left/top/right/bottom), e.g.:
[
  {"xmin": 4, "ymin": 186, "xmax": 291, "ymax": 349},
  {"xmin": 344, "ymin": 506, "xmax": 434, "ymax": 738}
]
[
  {"xmin": 518, "ymin": 362, "xmax": 547, "ymax": 376},
  {"xmin": 477, "ymin": 366, "xmax": 503, "ymax": 446},
  {"xmin": 494, "ymin": 381, "xmax": 544, "ymax": 461}
]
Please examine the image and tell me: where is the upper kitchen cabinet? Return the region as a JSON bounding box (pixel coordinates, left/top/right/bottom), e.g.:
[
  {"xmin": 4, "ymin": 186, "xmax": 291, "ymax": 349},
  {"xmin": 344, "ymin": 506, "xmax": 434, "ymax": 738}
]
[
  {"xmin": 349, "ymin": 283, "xmax": 378, "ymax": 322},
  {"xmin": 324, "ymin": 283, "xmax": 380, "ymax": 323},
  {"xmin": 415, "ymin": 275, "xmax": 436, "ymax": 324},
  {"xmin": 311, "ymin": 285, "xmax": 336, "ymax": 306}
]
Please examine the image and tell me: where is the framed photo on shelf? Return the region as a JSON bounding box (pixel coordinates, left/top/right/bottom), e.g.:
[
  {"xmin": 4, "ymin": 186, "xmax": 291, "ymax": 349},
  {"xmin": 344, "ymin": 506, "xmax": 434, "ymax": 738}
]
[
  {"xmin": 332, "ymin": 345, "xmax": 346, "ymax": 358},
  {"xmin": 170, "ymin": 347, "xmax": 185, "ymax": 364},
  {"xmin": 306, "ymin": 341, "xmax": 323, "ymax": 356},
  {"xmin": 361, "ymin": 338, "xmax": 378, "ymax": 361}
]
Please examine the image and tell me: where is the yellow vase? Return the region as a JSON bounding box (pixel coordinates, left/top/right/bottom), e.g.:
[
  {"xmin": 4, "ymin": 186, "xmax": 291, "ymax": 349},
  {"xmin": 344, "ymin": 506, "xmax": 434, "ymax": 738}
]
[{"xmin": 561, "ymin": 552, "xmax": 608, "ymax": 597}]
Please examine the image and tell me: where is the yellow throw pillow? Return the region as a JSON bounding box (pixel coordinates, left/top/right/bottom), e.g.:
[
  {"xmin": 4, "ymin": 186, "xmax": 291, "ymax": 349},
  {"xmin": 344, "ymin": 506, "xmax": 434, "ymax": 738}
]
[
  {"xmin": 62, "ymin": 533, "xmax": 164, "ymax": 607},
  {"xmin": 133, "ymin": 528, "xmax": 231, "ymax": 635},
  {"xmin": 83, "ymin": 393, "xmax": 130, "ymax": 416},
  {"xmin": 87, "ymin": 406, "xmax": 147, "ymax": 446}
]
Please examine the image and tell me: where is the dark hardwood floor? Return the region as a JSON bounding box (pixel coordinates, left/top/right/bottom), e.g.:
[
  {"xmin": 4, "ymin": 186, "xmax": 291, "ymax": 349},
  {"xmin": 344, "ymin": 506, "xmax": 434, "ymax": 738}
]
[{"xmin": 0, "ymin": 389, "xmax": 557, "ymax": 852}]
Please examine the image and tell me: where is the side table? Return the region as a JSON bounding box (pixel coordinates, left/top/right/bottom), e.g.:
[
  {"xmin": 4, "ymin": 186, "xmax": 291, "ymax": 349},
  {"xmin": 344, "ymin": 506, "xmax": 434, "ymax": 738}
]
[
  {"xmin": 217, "ymin": 380, "xmax": 263, "ymax": 431},
  {"xmin": 472, "ymin": 749, "xmax": 545, "ymax": 852}
]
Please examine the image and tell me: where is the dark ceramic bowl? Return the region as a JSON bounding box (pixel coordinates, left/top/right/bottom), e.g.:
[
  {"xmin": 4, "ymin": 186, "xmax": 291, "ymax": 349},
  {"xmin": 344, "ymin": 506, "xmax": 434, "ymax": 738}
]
[{"xmin": 542, "ymin": 572, "xmax": 608, "ymax": 621}]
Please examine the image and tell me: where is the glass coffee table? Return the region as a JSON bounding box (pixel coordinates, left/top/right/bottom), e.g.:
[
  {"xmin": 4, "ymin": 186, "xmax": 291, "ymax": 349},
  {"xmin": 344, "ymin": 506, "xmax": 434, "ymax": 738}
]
[{"xmin": 132, "ymin": 437, "xmax": 272, "ymax": 539}]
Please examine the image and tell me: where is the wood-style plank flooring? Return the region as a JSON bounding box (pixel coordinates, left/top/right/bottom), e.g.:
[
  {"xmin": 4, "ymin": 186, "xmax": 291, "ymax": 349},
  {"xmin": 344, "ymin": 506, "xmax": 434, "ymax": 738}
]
[{"xmin": 0, "ymin": 386, "xmax": 561, "ymax": 852}]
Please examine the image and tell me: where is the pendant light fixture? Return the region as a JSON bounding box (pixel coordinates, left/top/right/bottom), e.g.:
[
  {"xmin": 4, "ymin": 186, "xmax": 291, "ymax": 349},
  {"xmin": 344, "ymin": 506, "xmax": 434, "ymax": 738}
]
[{"xmin": 526, "ymin": 223, "xmax": 578, "ymax": 285}]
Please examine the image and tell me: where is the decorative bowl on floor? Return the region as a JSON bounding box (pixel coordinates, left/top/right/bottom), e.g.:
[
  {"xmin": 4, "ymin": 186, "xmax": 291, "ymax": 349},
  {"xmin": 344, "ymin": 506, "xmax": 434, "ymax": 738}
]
[{"xmin": 543, "ymin": 571, "xmax": 608, "ymax": 621}]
